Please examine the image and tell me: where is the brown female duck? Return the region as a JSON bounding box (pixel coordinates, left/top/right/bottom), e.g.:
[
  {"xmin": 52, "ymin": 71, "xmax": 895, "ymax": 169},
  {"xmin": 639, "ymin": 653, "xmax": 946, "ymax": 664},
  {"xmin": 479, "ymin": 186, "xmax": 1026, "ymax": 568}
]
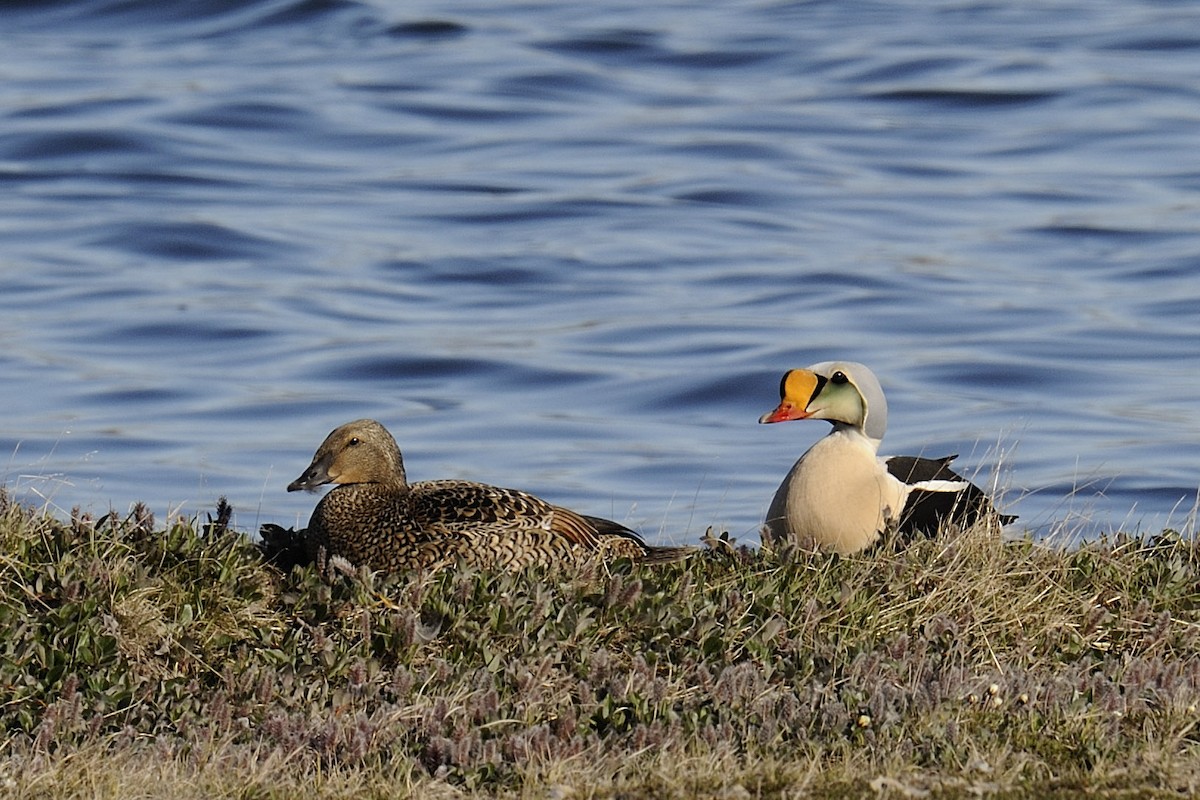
[{"xmin": 284, "ymin": 419, "xmax": 694, "ymax": 573}]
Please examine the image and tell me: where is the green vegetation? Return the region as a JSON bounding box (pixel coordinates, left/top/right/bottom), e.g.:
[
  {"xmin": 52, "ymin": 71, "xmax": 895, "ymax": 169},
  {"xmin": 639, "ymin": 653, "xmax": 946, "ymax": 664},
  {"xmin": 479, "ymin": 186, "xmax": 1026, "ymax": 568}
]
[{"xmin": 1, "ymin": 488, "xmax": 1198, "ymax": 798}]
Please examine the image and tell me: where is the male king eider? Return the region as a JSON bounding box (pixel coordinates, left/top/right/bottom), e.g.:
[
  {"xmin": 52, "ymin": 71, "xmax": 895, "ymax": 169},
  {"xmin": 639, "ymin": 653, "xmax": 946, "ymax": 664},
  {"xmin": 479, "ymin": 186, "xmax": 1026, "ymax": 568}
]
[
  {"xmin": 273, "ymin": 419, "xmax": 696, "ymax": 573},
  {"xmin": 759, "ymin": 361, "xmax": 1014, "ymax": 554}
]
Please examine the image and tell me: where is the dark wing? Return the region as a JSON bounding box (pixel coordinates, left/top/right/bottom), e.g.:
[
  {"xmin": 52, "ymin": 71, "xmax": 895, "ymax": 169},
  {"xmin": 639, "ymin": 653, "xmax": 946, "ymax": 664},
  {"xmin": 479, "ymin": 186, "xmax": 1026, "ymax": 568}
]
[
  {"xmin": 581, "ymin": 513, "xmax": 640, "ymax": 539},
  {"xmin": 886, "ymin": 454, "xmax": 962, "ymax": 485},
  {"xmin": 886, "ymin": 454, "xmax": 1016, "ymax": 537}
]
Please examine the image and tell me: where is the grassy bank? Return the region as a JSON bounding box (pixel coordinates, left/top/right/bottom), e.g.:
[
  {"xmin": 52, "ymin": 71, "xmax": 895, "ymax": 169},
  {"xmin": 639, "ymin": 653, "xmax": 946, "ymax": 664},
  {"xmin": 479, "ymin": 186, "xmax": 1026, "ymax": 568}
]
[{"xmin": 1, "ymin": 489, "xmax": 1198, "ymax": 798}]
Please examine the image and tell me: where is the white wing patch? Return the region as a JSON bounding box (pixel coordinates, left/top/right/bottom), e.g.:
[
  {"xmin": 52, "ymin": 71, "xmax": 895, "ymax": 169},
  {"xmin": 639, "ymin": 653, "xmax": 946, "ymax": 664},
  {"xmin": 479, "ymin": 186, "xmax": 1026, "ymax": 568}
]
[{"xmin": 908, "ymin": 479, "xmax": 970, "ymax": 493}]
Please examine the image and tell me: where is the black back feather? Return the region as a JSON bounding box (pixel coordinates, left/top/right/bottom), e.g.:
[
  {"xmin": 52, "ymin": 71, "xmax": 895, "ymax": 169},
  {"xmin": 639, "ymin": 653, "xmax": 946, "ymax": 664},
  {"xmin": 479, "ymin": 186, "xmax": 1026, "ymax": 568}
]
[{"xmin": 886, "ymin": 454, "xmax": 1016, "ymax": 538}]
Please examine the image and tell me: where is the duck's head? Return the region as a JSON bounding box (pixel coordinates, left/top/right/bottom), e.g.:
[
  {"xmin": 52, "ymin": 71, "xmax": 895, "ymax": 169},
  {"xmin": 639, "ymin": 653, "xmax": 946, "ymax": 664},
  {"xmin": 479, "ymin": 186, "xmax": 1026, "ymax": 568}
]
[
  {"xmin": 758, "ymin": 361, "xmax": 888, "ymax": 442},
  {"xmin": 287, "ymin": 418, "xmax": 408, "ymax": 492}
]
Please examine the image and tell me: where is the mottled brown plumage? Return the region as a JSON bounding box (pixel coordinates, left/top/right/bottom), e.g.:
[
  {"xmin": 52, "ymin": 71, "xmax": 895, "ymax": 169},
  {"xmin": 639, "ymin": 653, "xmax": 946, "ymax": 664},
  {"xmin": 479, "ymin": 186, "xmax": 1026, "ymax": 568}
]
[{"xmin": 284, "ymin": 419, "xmax": 695, "ymax": 573}]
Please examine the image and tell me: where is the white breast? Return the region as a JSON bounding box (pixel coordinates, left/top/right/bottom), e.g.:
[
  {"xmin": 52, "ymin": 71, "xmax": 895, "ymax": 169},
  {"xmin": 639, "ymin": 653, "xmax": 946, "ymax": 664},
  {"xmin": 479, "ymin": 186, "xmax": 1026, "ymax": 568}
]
[{"xmin": 764, "ymin": 428, "xmax": 908, "ymax": 555}]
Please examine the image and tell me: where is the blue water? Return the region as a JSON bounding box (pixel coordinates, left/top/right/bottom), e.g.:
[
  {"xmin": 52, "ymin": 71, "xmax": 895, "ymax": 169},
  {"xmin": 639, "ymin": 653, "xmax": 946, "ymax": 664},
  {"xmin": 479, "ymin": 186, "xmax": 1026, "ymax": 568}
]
[{"xmin": 2, "ymin": 0, "xmax": 1198, "ymax": 545}]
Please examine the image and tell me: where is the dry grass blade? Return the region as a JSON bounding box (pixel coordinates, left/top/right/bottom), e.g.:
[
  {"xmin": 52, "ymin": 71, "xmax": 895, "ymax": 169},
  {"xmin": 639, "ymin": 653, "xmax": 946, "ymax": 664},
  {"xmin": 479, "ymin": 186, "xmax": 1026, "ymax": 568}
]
[{"xmin": 0, "ymin": 487, "xmax": 1198, "ymax": 798}]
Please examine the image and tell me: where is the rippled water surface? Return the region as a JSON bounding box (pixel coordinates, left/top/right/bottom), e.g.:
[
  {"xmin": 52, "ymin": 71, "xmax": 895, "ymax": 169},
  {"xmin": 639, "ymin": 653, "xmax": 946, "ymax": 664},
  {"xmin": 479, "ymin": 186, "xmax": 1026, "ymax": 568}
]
[{"xmin": 3, "ymin": 0, "xmax": 1199, "ymax": 544}]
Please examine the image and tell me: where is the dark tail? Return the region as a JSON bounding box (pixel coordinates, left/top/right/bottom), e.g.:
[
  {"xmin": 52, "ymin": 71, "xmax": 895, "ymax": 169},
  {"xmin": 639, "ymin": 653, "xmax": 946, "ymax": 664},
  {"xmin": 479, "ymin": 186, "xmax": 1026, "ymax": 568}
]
[
  {"xmin": 582, "ymin": 514, "xmax": 699, "ymax": 564},
  {"xmin": 638, "ymin": 544, "xmax": 700, "ymax": 564}
]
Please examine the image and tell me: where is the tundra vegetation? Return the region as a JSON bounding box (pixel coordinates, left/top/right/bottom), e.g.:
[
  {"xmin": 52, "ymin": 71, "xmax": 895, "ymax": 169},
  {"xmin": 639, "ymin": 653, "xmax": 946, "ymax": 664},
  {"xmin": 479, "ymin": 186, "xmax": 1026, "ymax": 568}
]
[{"xmin": 1, "ymin": 489, "xmax": 1198, "ymax": 798}]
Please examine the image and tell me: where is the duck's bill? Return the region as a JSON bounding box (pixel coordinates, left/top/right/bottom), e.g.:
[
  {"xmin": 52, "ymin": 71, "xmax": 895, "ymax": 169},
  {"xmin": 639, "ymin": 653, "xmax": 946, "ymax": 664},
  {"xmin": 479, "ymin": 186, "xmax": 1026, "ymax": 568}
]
[
  {"xmin": 287, "ymin": 456, "xmax": 333, "ymax": 492},
  {"xmin": 758, "ymin": 404, "xmax": 811, "ymax": 424}
]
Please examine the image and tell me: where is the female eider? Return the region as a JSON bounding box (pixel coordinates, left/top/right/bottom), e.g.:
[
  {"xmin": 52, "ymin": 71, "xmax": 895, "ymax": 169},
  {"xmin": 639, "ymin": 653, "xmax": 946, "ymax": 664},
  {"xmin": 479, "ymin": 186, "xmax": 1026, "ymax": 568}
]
[
  {"xmin": 284, "ymin": 419, "xmax": 695, "ymax": 573},
  {"xmin": 759, "ymin": 361, "xmax": 1014, "ymax": 554}
]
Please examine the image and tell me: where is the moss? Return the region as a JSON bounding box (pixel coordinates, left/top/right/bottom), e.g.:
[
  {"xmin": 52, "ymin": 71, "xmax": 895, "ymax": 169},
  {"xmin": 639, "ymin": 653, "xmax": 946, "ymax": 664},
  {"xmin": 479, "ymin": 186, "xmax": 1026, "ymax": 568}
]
[{"xmin": 1, "ymin": 488, "xmax": 1198, "ymax": 798}]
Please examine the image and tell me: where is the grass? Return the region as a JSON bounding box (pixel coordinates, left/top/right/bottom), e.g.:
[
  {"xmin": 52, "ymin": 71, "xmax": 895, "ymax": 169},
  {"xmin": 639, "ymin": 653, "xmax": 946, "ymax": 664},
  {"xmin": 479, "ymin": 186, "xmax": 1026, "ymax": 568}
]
[{"xmin": 1, "ymin": 488, "xmax": 1198, "ymax": 798}]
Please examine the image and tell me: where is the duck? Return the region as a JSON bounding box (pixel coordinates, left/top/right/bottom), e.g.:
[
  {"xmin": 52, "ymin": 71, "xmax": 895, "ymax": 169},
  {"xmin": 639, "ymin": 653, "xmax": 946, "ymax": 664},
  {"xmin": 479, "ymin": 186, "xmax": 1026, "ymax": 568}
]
[
  {"xmin": 758, "ymin": 361, "xmax": 1015, "ymax": 554},
  {"xmin": 279, "ymin": 419, "xmax": 695, "ymax": 573}
]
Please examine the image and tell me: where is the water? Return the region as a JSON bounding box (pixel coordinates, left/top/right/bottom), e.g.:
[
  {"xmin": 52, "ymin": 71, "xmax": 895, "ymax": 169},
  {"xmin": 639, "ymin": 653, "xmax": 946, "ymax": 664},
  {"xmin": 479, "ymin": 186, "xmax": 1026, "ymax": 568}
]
[{"xmin": 2, "ymin": 0, "xmax": 1198, "ymax": 546}]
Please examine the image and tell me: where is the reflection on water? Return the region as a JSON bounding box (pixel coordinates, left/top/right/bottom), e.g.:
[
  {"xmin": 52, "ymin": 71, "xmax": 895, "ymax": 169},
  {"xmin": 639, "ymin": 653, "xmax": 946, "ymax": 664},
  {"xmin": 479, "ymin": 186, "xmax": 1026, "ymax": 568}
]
[{"xmin": 1, "ymin": 0, "xmax": 1198, "ymax": 543}]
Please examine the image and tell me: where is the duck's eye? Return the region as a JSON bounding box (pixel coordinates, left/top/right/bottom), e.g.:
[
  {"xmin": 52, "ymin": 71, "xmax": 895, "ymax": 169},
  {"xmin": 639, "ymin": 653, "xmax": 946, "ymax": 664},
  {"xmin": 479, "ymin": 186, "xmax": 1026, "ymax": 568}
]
[
  {"xmin": 348, "ymin": 437, "xmax": 360, "ymax": 446},
  {"xmin": 832, "ymin": 371, "xmax": 848, "ymax": 384}
]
